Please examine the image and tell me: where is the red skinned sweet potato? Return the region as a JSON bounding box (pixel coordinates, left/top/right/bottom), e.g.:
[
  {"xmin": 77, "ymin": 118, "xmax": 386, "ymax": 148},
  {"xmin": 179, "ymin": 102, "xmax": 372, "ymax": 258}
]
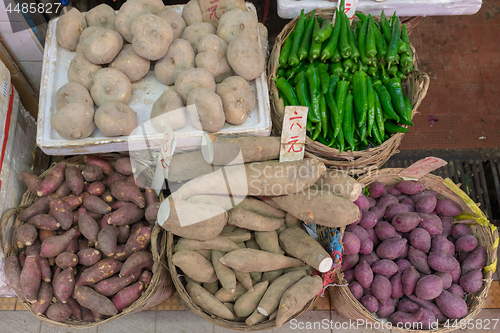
[
  {"xmin": 76, "ymin": 258, "xmax": 123, "ymax": 286},
  {"xmin": 376, "ymin": 298, "xmax": 396, "ymax": 318},
  {"xmin": 50, "ymin": 198, "xmax": 73, "ymax": 230},
  {"xmin": 40, "ymin": 228, "xmax": 77, "ymax": 258},
  {"xmin": 78, "ymin": 248, "xmax": 102, "ymax": 266},
  {"xmin": 108, "ymin": 203, "xmax": 144, "ymax": 226},
  {"xmin": 408, "ymin": 294, "xmax": 447, "ymax": 322},
  {"xmin": 120, "ymin": 251, "xmax": 153, "ymax": 277},
  {"xmin": 112, "ymin": 281, "xmax": 144, "ymax": 312},
  {"xmin": 124, "ymin": 225, "xmax": 152, "ymax": 254},
  {"xmin": 65, "ymin": 165, "xmax": 84, "ymax": 195},
  {"xmin": 88, "ymin": 181, "xmax": 106, "ymax": 196},
  {"xmin": 115, "ymin": 156, "xmax": 133, "ymax": 175},
  {"xmin": 358, "ymin": 211, "xmax": 377, "ymax": 229},
  {"xmin": 431, "ymin": 235, "xmax": 455, "ymax": 256},
  {"xmin": 21, "ymin": 171, "xmax": 42, "ymax": 194},
  {"xmin": 18, "ymin": 252, "xmax": 26, "ymax": 268},
  {"xmin": 117, "ymin": 225, "xmax": 131, "ymax": 244},
  {"xmin": 20, "ymin": 256, "xmax": 41, "ymax": 303},
  {"xmin": 101, "ymin": 190, "xmax": 115, "ymax": 204},
  {"xmin": 66, "ymin": 296, "xmax": 82, "ymax": 320},
  {"xmin": 78, "ymin": 208, "xmax": 99, "ymax": 244},
  {"xmin": 82, "ymin": 165, "xmax": 104, "ymax": 182},
  {"xmin": 452, "ymin": 224, "xmax": 473, "ymax": 239},
  {"xmin": 138, "ymin": 271, "xmax": 153, "ymax": 289},
  {"xmin": 145, "ymin": 202, "xmax": 160, "ymax": 224},
  {"xmin": 62, "ymin": 195, "xmax": 83, "ymax": 211},
  {"xmin": 19, "ymin": 197, "xmax": 51, "ymax": 222},
  {"xmin": 104, "ymin": 172, "xmax": 128, "ymax": 187},
  {"xmin": 94, "ymin": 270, "xmax": 141, "ymax": 296},
  {"xmin": 448, "ymin": 284, "xmax": 464, "ymax": 298},
  {"xmin": 84, "ymin": 155, "xmax": 114, "ymax": 175},
  {"xmin": 46, "ymin": 301, "xmax": 72, "ymax": 321},
  {"xmin": 354, "ymin": 194, "xmax": 370, "ymax": 211},
  {"xmin": 80, "ymin": 305, "xmax": 95, "ymax": 322},
  {"xmin": 83, "ymin": 195, "xmax": 111, "ymax": 214},
  {"xmin": 385, "ymin": 203, "xmax": 410, "ymax": 220},
  {"xmin": 144, "ymin": 188, "xmax": 159, "ymax": 206},
  {"xmin": 39, "ymin": 258, "xmax": 52, "ymax": 282},
  {"xmin": 111, "ymin": 181, "xmax": 145, "ymax": 208},
  {"xmin": 98, "ymin": 225, "xmax": 120, "ymax": 256},
  {"xmin": 39, "ymin": 230, "xmax": 56, "ymax": 243},
  {"xmin": 27, "ymin": 214, "xmax": 60, "ymax": 230},
  {"xmin": 378, "ymin": 195, "xmax": 399, "ymax": 208},
  {"xmin": 108, "ymin": 245, "xmax": 131, "ymax": 261},
  {"xmin": 56, "ymin": 252, "xmax": 79, "ymax": 269},
  {"xmin": 74, "ymin": 285, "xmax": 118, "ymax": 316},
  {"xmin": 53, "ymin": 267, "xmax": 76, "ymax": 303},
  {"xmin": 38, "ymin": 163, "xmax": 66, "ymax": 197},
  {"xmin": 15, "ymin": 224, "xmax": 37, "ymax": 248},
  {"xmin": 5, "ymin": 255, "xmax": 24, "ymax": 299},
  {"xmin": 32, "ymin": 281, "xmax": 53, "ymax": 315},
  {"xmin": 55, "ymin": 181, "xmax": 72, "ymax": 198}
]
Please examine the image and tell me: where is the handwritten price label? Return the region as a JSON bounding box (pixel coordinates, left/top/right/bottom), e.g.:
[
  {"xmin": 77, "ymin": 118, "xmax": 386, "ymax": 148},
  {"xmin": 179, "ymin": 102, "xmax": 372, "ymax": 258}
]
[
  {"xmin": 398, "ymin": 157, "xmax": 448, "ymax": 180},
  {"xmin": 199, "ymin": 0, "xmax": 226, "ymax": 27},
  {"xmin": 280, "ymin": 106, "xmax": 308, "ymax": 162},
  {"xmin": 338, "ymin": 0, "xmax": 359, "ymax": 23}
]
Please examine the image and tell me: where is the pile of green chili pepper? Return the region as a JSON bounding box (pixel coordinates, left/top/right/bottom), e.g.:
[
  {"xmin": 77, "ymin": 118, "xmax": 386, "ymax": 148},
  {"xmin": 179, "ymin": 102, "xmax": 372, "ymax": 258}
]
[{"xmin": 276, "ymin": 1, "xmax": 414, "ymax": 152}]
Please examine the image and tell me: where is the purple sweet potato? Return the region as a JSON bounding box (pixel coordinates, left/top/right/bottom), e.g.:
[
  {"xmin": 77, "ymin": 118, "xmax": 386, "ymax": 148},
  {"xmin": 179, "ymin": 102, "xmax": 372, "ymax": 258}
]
[
  {"xmin": 408, "ymin": 246, "xmax": 431, "ymax": 274},
  {"xmin": 46, "ymin": 301, "xmax": 72, "ymax": 321},
  {"xmin": 111, "ymin": 181, "xmax": 145, "ymax": 208},
  {"xmin": 19, "ymin": 197, "xmax": 51, "ymax": 222},
  {"xmin": 78, "ymin": 208, "xmax": 99, "ymax": 244},
  {"xmin": 145, "ymin": 202, "xmax": 160, "ymax": 224},
  {"xmin": 375, "ymin": 221, "xmax": 400, "ymax": 241},
  {"xmin": 402, "ymin": 266, "xmax": 420, "ymax": 296},
  {"xmin": 115, "ymin": 156, "xmax": 133, "ymax": 175},
  {"xmin": 108, "ymin": 203, "xmax": 144, "ymax": 226},
  {"xmin": 349, "ymin": 281, "xmax": 363, "ymax": 300},
  {"xmin": 365, "ymin": 227, "xmax": 378, "ymax": 246},
  {"xmin": 20, "ymin": 256, "xmax": 41, "ymax": 303},
  {"xmin": 388, "ymin": 308, "xmax": 424, "ymax": 326},
  {"xmin": 435, "ymin": 271, "xmax": 452, "ymax": 289},
  {"xmin": 459, "ymin": 269, "xmax": 483, "ymax": 293},
  {"xmin": 342, "ymin": 254, "xmax": 359, "ymax": 271},
  {"xmin": 21, "ymin": 171, "xmax": 42, "ymax": 194},
  {"xmin": 376, "ymin": 298, "xmax": 396, "ymax": 318},
  {"xmin": 409, "ymin": 228, "xmax": 431, "ymax": 253},
  {"xmin": 451, "ymin": 266, "xmax": 461, "ymax": 283},
  {"xmin": 378, "ymin": 195, "xmax": 399, "ymax": 208},
  {"xmin": 431, "ymin": 235, "xmax": 455, "ymax": 256},
  {"xmin": 390, "ymin": 271, "xmax": 404, "ymax": 299},
  {"xmin": 395, "ymin": 180, "xmax": 426, "ymax": 195},
  {"xmin": 82, "ymin": 165, "xmax": 104, "ymax": 182},
  {"xmin": 407, "ymin": 295, "xmax": 445, "ymax": 323},
  {"xmin": 461, "ymin": 246, "xmax": 486, "ymax": 275},
  {"xmin": 385, "ymin": 204, "xmax": 410, "ymax": 220},
  {"xmin": 376, "ymin": 238, "xmax": 408, "ymax": 260},
  {"xmin": 391, "ymin": 212, "xmax": 422, "ymax": 232},
  {"xmin": 138, "ymin": 271, "xmax": 153, "ymax": 289},
  {"xmin": 98, "ymin": 225, "xmax": 120, "ymax": 256},
  {"xmin": 397, "ymin": 298, "xmax": 419, "ymax": 313},
  {"xmin": 428, "ymin": 252, "xmax": 460, "ymax": 272},
  {"xmin": 27, "ymin": 214, "xmax": 60, "ymax": 230},
  {"xmin": 120, "ymin": 251, "xmax": 153, "ymax": 277},
  {"xmin": 372, "ymin": 259, "xmax": 399, "ymax": 277},
  {"xmin": 344, "ymin": 269, "xmax": 355, "ymax": 283},
  {"xmin": 354, "ymin": 194, "xmax": 370, "ymax": 211},
  {"xmin": 455, "ymin": 234, "xmax": 478, "ymax": 253},
  {"xmin": 74, "ymin": 285, "xmax": 118, "ymax": 316},
  {"xmin": 435, "ymin": 289, "xmax": 468, "ymax": 319},
  {"xmin": 435, "ymin": 198, "xmax": 462, "ymax": 217},
  {"xmin": 447, "ymin": 284, "xmax": 465, "ymax": 299},
  {"xmin": 40, "ymin": 228, "xmax": 78, "ymax": 258},
  {"xmin": 77, "ymin": 248, "xmax": 102, "ymax": 266},
  {"xmin": 361, "ymin": 295, "xmax": 379, "ymax": 312},
  {"xmin": 371, "ymin": 274, "xmax": 392, "ymax": 302},
  {"xmin": 417, "ymin": 213, "xmax": 443, "ymax": 235},
  {"xmin": 354, "ymin": 261, "xmax": 373, "ymax": 289},
  {"xmin": 451, "ymin": 224, "xmax": 473, "ymax": 240},
  {"xmin": 343, "ymin": 232, "xmax": 360, "ymax": 256},
  {"xmin": 411, "ymin": 190, "xmax": 438, "ymax": 203},
  {"xmin": 366, "ymin": 196, "xmax": 377, "ymax": 208},
  {"xmin": 415, "ymin": 275, "xmax": 443, "ymax": 300},
  {"xmin": 385, "ymin": 185, "xmax": 401, "ymax": 196},
  {"xmin": 396, "ymin": 259, "xmax": 411, "ymax": 271},
  {"xmin": 124, "ymin": 225, "xmax": 151, "ymax": 254},
  {"xmin": 359, "ymin": 252, "xmax": 380, "ymax": 266},
  {"xmin": 49, "ymin": 198, "xmax": 73, "ymax": 230},
  {"xmin": 83, "ymin": 195, "xmax": 111, "ymax": 215},
  {"xmin": 94, "ymin": 270, "xmax": 141, "ymax": 296},
  {"xmin": 65, "ymin": 165, "xmax": 84, "ymax": 195},
  {"xmin": 369, "ymin": 205, "xmax": 386, "ymax": 220},
  {"xmin": 15, "ymin": 224, "xmax": 38, "ymax": 248},
  {"xmin": 76, "ymin": 258, "xmax": 123, "ymax": 286},
  {"xmin": 111, "ymin": 281, "xmax": 144, "ymax": 312},
  {"xmin": 32, "ymin": 281, "xmax": 53, "ymax": 315},
  {"xmin": 358, "ymin": 211, "xmax": 378, "ymax": 229},
  {"xmin": 56, "ymin": 252, "xmax": 79, "ymax": 269},
  {"xmin": 53, "ymin": 267, "xmax": 76, "ymax": 303},
  {"xmin": 346, "ymin": 225, "xmax": 373, "ymax": 255},
  {"xmin": 368, "ymin": 182, "xmax": 385, "ymax": 198},
  {"xmin": 419, "ymin": 307, "xmax": 437, "ymax": 329},
  {"xmin": 37, "ymin": 163, "xmax": 66, "ymax": 197},
  {"xmin": 440, "ymin": 216, "xmax": 453, "ymax": 237},
  {"xmin": 400, "ymin": 198, "xmax": 415, "ymax": 212},
  {"xmin": 416, "ymin": 195, "xmax": 437, "ymax": 214}
]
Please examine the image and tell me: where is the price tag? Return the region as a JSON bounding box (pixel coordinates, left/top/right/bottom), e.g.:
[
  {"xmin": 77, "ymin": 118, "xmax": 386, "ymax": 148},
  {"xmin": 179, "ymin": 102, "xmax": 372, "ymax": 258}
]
[
  {"xmin": 151, "ymin": 120, "xmax": 177, "ymax": 196},
  {"xmin": 279, "ymin": 106, "xmax": 308, "ymax": 162},
  {"xmin": 398, "ymin": 157, "xmax": 448, "ymax": 180},
  {"xmin": 338, "ymin": 0, "xmax": 359, "ymax": 23},
  {"xmin": 199, "ymin": 0, "xmax": 227, "ymax": 27}
]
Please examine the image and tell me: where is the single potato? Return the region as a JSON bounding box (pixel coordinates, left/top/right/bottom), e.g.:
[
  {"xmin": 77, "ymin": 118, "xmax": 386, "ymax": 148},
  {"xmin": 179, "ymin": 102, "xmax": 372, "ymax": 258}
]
[
  {"xmin": 131, "ymin": 14, "xmax": 174, "ymax": 61},
  {"xmin": 182, "ymin": 0, "xmax": 203, "ymax": 26},
  {"xmin": 227, "ymin": 34, "xmax": 265, "ymax": 81},
  {"xmin": 195, "ymin": 34, "xmax": 233, "ymax": 83},
  {"xmin": 181, "ymin": 22, "xmax": 216, "ymax": 51},
  {"xmin": 150, "ymin": 90, "xmax": 186, "ymax": 132},
  {"xmin": 67, "ymin": 53, "xmax": 102, "ymax": 90},
  {"xmin": 174, "ymin": 68, "xmax": 216, "ymax": 103},
  {"xmin": 110, "ymin": 44, "xmax": 150, "ymax": 82},
  {"xmin": 95, "ymin": 102, "xmax": 137, "ymax": 137},
  {"xmin": 216, "ymin": 9, "xmax": 259, "ymax": 44},
  {"xmin": 76, "ymin": 26, "xmax": 101, "ymax": 54},
  {"xmin": 90, "ymin": 68, "xmax": 132, "ymax": 107},
  {"xmin": 52, "ymin": 102, "xmax": 95, "ymax": 140},
  {"xmin": 56, "ymin": 7, "xmax": 87, "ymax": 51},
  {"xmin": 187, "ymin": 87, "xmax": 225, "ymax": 133},
  {"xmin": 55, "ymin": 82, "xmax": 93, "ymax": 111},
  {"xmin": 217, "ymin": 76, "xmax": 255, "ymax": 125},
  {"xmin": 155, "ymin": 38, "xmax": 195, "ymax": 86},
  {"xmin": 85, "ymin": 4, "xmax": 116, "ymax": 30},
  {"xmin": 115, "ymin": 1, "xmax": 151, "ymax": 43},
  {"xmin": 157, "ymin": 10, "xmax": 186, "ymax": 39},
  {"xmin": 130, "ymin": 0, "xmax": 164, "ymax": 14},
  {"xmin": 82, "ymin": 28, "xmax": 123, "ymax": 65}
]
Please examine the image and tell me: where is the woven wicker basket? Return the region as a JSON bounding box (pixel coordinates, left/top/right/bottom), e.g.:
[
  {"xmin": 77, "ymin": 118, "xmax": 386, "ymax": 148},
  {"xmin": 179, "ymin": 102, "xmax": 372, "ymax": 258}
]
[
  {"xmin": 329, "ymin": 168, "xmax": 498, "ymax": 332},
  {"xmin": 0, "ymin": 154, "xmax": 174, "ymax": 328},
  {"xmin": 167, "ymin": 219, "xmax": 342, "ymax": 330},
  {"xmin": 268, "ymin": 9, "xmax": 430, "ymax": 176}
]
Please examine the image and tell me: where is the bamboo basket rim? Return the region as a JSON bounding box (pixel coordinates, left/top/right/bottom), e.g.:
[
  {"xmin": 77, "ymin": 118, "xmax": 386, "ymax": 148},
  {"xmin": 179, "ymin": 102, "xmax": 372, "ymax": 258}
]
[
  {"xmin": 0, "ymin": 154, "xmax": 174, "ymax": 328},
  {"xmin": 268, "ymin": 9, "xmax": 430, "ymax": 176},
  {"xmin": 329, "ymin": 168, "xmax": 498, "ymax": 333}
]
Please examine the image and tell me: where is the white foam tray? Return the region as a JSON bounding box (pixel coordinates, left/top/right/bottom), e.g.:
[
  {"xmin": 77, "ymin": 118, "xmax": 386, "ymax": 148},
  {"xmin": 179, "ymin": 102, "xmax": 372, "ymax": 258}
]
[
  {"xmin": 277, "ymin": 0, "xmax": 482, "ymax": 19},
  {"xmin": 37, "ymin": 3, "xmax": 271, "ymax": 155}
]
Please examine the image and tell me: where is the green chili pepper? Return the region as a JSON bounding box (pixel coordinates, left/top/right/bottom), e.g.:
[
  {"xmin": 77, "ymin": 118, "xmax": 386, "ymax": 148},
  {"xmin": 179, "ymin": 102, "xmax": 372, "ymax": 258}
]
[
  {"xmin": 379, "ymin": 65, "xmax": 391, "ymax": 85},
  {"xmin": 386, "ymin": 16, "xmax": 401, "ymax": 69},
  {"xmin": 366, "ymin": 76, "xmax": 376, "ymax": 137},
  {"xmin": 319, "ymin": 93, "xmax": 328, "ymax": 139},
  {"xmin": 285, "ymin": 68, "xmax": 294, "ymax": 80},
  {"xmin": 276, "ymin": 68, "xmax": 286, "ymax": 78},
  {"xmin": 401, "ymin": 65, "xmax": 413, "ymax": 75},
  {"xmin": 372, "ymin": 79, "xmax": 399, "ymax": 122},
  {"xmin": 332, "ymin": 79, "xmax": 348, "ymax": 138},
  {"xmin": 385, "ymin": 120, "xmax": 408, "ymax": 133},
  {"xmin": 308, "ymin": 18, "xmax": 322, "ymax": 62},
  {"xmin": 368, "ymin": 66, "xmax": 378, "ymax": 77},
  {"xmin": 351, "ymin": 61, "xmax": 358, "ymax": 73},
  {"xmin": 355, "ymin": 13, "xmax": 367, "ymax": 22},
  {"xmin": 298, "ymin": 10, "xmax": 316, "ymax": 61},
  {"xmin": 316, "ymin": 133, "xmax": 329, "ymax": 145},
  {"xmin": 305, "ymin": 65, "xmax": 321, "ymax": 123},
  {"xmin": 352, "ymin": 71, "xmax": 368, "ymax": 128},
  {"xmin": 307, "ymin": 117, "xmax": 314, "ymax": 132},
  {"xmin": 276, "ymin": 77, "xmax": 299, "ymax": 106},
  {"xmin": 311, "ymin": 119, "xmax": 322, "ymax": 140},
  {"xmin": 331, "ymin": 45, "xmax": 342, "ymax": 62},
  {"xmin": 343, "ymin": 91, "xmax": 356, "ymax": 151},
  {"xmin": 401, "ymin": 95, "xmax": 414, "ymax": 127},
  {"xmin": 342, "ymin": 58, "xmax": 354, "ymax": 72},
  {"xmin": 288, "ymin": 10, "xmax": 307, "ymax": 67},
  {"xmin": 390, "ymin": 12, "xmax": 397, "ymax": 28},
  {"xmin": 400, "ymin": 53, "xmax": 413, "ymax": 68},
  {"xmin": 371, "ymin": 122, "xmax": 383, "ymax": 144},
  {"xmin": 346, "ymin": 13, "xmax": 360, "ymax": 61},
  {"xmin": 296, "ymin": 72, "xmax": 311, "ymax": 108},
  {"xmin": 387, "ymin": 65, "xmax": 398, "ymax": 77},
  {"xmin": 401, "ymin": 24, "xmax": 413, "ymax": 58},
  {"xmin": 290, "ymin": 71, "xmax": 301, "ymax": 86},
  {"xmin": 380, "ymin": 10, "xmax": 392, "ymax": 43},
  {"xmin": 366, "ymin": 17, "xmax": 377, "ymax": 59},
  {"xmin": 336, "ymin": 123, "xmax": 345, "ymax": 152},
  {"xmin": 397, "ymin": 71, "xmax": 406, "ymax": 79},
  {"xmin": 321, "ymin": 9, "xmax": 342, "ymax": 61},
  {"xmin": 314, "ymin": 17, "xmax": 334, "ymax": 43},
  {"xmin": 279, "ymin": 30, "xmax": 294, "ymax": 68},
  {"xmin": 317, "ymin": 63, "xmax": 330, "ymax": 95},
  {"xmin": 358, "ymin": 16, "xmax": 369, "ymax": 65},
  {"xmin": 330, "ymin": 74, "xmax": 341, "ymax": 92},
  {"xmin": 386, "ymin": 77, "xmax": 410, "ymax": 123},
  {"xmin": 398, "ymin": 39, "xmax": 407, "ymax": 54},
  {"xmin": 345, "ymin": 71, "xmax": 354, "ymax": 82},
  {"xmin": 374, "ymin": 91, "xmax": 385, "ymax": 138},
  {"xmin": 358, "ymin": 60, "xmax": 368, "ymax": 72},
  {"xmin": 354, "ymin": 21, "xmax": 362, "ymax": 41},
  {"xmin": 338, "ymin": 10, "xmax": 351, "ymax": 59},
  {"xmin": 330, "ymin": 62, "xmax": 344, "ymax": 76},
  {"xmin": 372, "ymin": 20, "xmax": 388, "ymax": 61}
]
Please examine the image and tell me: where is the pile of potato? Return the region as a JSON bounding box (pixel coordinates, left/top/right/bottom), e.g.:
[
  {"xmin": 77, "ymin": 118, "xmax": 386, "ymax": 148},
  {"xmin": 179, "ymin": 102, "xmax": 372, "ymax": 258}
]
[
  {"xmin": 342, "ymin": 180, "xmax": 487, "ymax": 328},
  {"xmin": 4, "ymin": 155, "xmax": 162, "ymax": 322},
  {"xmin": 53, "ymin": 0, "xmax": 265, "ymax": 140}
]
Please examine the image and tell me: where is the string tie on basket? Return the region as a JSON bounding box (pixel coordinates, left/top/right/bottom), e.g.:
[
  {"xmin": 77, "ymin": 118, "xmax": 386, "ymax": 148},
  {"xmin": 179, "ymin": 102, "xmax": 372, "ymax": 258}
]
[{"xmin": 315, "ymin": 230, "xmax": 344, "ymax": 296}]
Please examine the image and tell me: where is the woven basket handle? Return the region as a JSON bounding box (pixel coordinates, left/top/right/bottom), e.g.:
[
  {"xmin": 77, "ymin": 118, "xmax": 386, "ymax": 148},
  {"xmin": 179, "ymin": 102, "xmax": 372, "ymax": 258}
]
[
  {"xmin": 413, "ymin": 71, "xmax": 430, "ymax": 112},
  {"xmin": 151, "ymin": 225, "xmax": 162, "ymax": 269},
  {"xmin": 0, "ymin": 207, "xmax": 23, "ymax": 255}
]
